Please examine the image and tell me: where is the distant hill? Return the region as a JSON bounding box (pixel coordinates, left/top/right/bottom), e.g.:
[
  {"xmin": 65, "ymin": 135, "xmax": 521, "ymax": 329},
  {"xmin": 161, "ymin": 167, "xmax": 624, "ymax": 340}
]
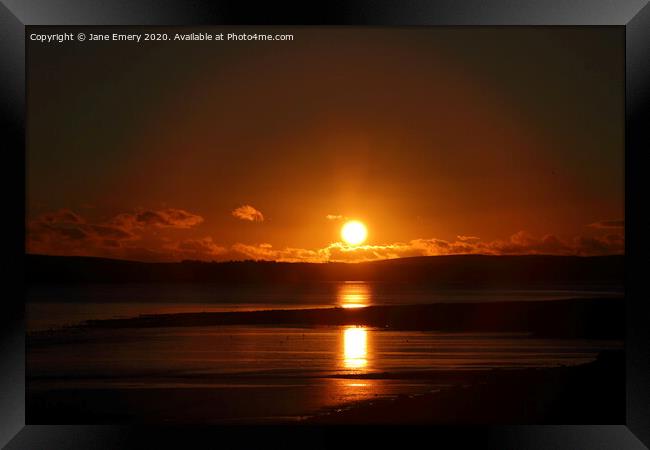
[{"xmin": 26, "ymin": 254, "xmax": 624, "ymax": 287}]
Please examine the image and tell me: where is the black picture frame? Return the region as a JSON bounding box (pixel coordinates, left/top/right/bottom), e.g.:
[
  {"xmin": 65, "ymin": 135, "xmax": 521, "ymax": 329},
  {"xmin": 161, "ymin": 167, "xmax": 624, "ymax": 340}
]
[{"xmin": 1, "ymin": 1, "xmax": 648, "ymax": 448}]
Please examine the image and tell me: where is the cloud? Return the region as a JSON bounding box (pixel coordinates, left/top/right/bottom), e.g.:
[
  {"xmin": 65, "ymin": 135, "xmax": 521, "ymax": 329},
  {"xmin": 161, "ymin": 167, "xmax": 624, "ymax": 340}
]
[
  {"xmin": 588, "ymin": 220, "xmax": 624, "ymax": 229},
  {"xmin": 326, "ymin": 242, "xmax": 418, "ymax": 262},
  {"xmin": 232, "ymin": 205, "xmax": 264, "ymax": 222},
  {"xmin": 229, "ymin": 241, "xmax": 426, "ymax": 263},
  {"xmin": 166, "ymin": 237, "xmax": 228, "ymax": 261},
  {"xmin": 112, "ymin": 208, "xmax": 204, "ymax": 230},
  {"xmin": 27, "ymin": 208, "xmax": 624, "ymax": 263},
  {"xmin": 326, "ymin": 214, "xmax": 343, "ymax": 221},
  {"xmin": 456, "ymin": 235, "xmax": 481, "ymax": 242},
  {"xmin": 226, "ymin": 230, "xmax": 624, "ymax": 264},
  {"xmin": 28, "ymin": 208, "xmax": 135, "ymax": 248},
  {"xmin": 39, "ymin": 208, "xmax": 85, "ymax": 225},
  {"xmin": 231, "ymin": 243, "xmax": 326, "ymax": 262},
  {"xmin": 27, "ymin": 207, "xmax": 207, "ymax": 261},
  {"xmin": 471, "ymin": 231, "xmax": 573, "ymax": 255},
  {"xmin": 88, "ymin": 224, "xmax": 133, "ymax": 240},
  {"xmin": 572, "ymin": 234, "xmax": 624, "ymax": 256}
]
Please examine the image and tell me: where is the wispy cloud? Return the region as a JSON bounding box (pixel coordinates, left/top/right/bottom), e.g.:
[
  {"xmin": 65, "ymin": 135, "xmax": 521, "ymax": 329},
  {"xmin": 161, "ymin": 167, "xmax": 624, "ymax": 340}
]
[
  {"xmin": 456, "ymin": 235, "xmax": 481, "ymax": 242},
  {"xmin": 588, "ymin": 219, "xmax": 624, "ymax": 229},
  {"xmin": 326, "ymin": 214, "xmax": 343, "ymax": 221},
  {"xmin": 232, "ymin": 205, "xmax": 264, "ymax": 222}
]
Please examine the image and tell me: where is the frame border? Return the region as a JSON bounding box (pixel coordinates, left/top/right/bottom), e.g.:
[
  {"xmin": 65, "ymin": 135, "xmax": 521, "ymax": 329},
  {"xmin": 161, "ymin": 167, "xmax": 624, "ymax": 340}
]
[{"xmin": 1, "ymin": 1, "xmax": 648, "ymax": 448}]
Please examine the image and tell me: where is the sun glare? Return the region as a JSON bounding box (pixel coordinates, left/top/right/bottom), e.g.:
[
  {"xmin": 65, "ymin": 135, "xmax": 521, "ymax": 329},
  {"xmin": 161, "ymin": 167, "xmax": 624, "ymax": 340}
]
[
  {"xmin": 341, "ymin": 220, "xmax": 368, "ymax": 246},
  {"xmin": 343, "ymin": 326, "xmax": 368, "ymax": 368},
  {"xmin": 338, "ymin": 282, "xmax": 370, "ymax": 308}
]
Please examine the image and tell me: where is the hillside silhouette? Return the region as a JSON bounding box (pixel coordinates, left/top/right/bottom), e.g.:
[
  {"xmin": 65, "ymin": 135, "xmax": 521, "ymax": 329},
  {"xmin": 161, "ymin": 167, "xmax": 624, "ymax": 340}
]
[{"xmin": 26, "ymin": 254, "xmax": 623, "ymax": 287}]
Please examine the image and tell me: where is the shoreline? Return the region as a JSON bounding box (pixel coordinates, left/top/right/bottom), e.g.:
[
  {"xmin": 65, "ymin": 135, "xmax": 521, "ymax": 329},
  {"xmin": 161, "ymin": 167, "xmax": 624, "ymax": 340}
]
[
  {"xmin": 306, "ymin": 350, "xmax": 624, "ymax": 424},
  {"xmin": 30, "ymin": 297, "xmax": 624, "ymax": 340}
]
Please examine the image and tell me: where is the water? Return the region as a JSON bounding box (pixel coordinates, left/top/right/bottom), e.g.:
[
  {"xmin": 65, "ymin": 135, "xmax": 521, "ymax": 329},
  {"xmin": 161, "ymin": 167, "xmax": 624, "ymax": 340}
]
[
  {"xmin": 30, "ymin": 326, "xmax": 618, "ymax": 379},
  {"xmin": 27, "ymin": 325, "xmax": 622, "ymax": 422},
  {"xmin": 26, "ymin": 282, "xmax": 623, "ymax": 422},
  {"xmin": 27, "ymin": 281, "xmax": 623, "ymax": 331}
]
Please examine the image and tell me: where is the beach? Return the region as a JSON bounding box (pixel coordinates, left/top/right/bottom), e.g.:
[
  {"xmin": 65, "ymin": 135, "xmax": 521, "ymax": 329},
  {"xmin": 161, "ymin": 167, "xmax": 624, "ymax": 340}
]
[{"xmin": 27, "ymin": 297, "xmax": 624, "ymax": 424}]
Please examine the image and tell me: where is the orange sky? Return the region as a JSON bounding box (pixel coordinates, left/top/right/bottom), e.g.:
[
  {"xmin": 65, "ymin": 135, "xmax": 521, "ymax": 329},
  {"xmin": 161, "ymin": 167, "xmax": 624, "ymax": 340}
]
[{"xmin": 27, "ymin": 27, "xmax": 624, "ymax": 262}]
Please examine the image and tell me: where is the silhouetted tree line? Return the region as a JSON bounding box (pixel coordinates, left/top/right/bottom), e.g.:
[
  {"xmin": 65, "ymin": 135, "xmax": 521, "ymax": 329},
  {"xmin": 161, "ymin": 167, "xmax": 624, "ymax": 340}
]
[{"xmin": 26, "ymin": 254, "xmax": 624, "ymax": 287}]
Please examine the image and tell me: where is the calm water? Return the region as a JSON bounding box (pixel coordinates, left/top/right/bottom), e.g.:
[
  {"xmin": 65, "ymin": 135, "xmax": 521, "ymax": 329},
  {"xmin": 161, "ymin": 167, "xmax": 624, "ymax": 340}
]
[
  {"xmin": 27, "ymin": 282, "xmax": 623, "ymax": 422},
  {"xmin": 27, "ymin": 281, "xmax": 623, "ymax": 331},
  {"xmin": 27, "ymin": 325, "xmax": 622, "ymax": 422}
]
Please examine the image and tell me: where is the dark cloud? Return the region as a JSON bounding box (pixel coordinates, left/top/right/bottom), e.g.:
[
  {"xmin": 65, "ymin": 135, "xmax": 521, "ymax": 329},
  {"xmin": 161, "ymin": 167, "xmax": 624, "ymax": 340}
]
[
  {"xmin": 167, "ymin": 237, "xmax": 227, "ymax": 261},
  {"xmin": 573, "ymin": 234, "xmax": 624, "ymax": 256},
  {"xmin": 479, "ymin": 231, "xmax": 574, "ymax": 255},
  {"xmin": 40, "ymin": 208, "xmax": 85, "ymax": 225},
  {"xmin": 41, "ymin": 224, "xmax": 89, "ymax": 241},
  {"xmin": 114, "ymin": 208, "xmax": 204, "ymax": 230},
  {"xmin": 27, "ymin": 207, "xmax": 207, "ymax": 261},
  {"xmin": 101, "ymin": 239, "xmax": 121, "ymax": 248},
  {"xmin": 88, "ymin": 224, "xmax": 133, "ymax": 240}
]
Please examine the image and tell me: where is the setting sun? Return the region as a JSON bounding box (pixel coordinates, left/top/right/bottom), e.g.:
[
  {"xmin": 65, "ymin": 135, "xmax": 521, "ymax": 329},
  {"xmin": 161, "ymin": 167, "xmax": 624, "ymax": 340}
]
[
  {"xmin": 24, "ymin": 26, "xmax": 625, "ymax": 426},
  {"xmin": 341, "ymin": 220, "xmax": 368, "ymax": 246}
]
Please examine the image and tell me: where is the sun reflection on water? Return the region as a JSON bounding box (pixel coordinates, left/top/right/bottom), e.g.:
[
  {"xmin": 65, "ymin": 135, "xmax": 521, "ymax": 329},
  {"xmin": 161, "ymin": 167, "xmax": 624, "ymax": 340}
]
[
  {"xmin": 338, "ymin": 282, "xmax": 371, "ymax": 309},
  {"xmin": 343, "ymin": 326, "xmax": 368, "ymax": 369}
]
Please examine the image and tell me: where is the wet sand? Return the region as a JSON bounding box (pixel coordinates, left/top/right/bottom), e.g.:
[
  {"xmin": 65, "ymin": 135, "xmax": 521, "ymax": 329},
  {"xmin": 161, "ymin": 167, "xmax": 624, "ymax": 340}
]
[{"xmin": 309, "ymin": 350, "xmax": 625, "ymax": 424}]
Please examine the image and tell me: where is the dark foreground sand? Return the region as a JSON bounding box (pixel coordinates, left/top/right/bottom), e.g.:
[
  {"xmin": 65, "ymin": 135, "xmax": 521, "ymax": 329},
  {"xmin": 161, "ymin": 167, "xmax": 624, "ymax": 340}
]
[{"xmin": 308, "ymin": 350, "xmax": 624, "ymax": 424}]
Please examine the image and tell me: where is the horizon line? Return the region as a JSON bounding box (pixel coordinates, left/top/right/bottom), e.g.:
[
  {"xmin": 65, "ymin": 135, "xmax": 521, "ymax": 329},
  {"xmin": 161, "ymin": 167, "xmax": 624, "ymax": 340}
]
[{"xmin": 25, "ymin": 252, "xmax": 625, "ymax": 265}]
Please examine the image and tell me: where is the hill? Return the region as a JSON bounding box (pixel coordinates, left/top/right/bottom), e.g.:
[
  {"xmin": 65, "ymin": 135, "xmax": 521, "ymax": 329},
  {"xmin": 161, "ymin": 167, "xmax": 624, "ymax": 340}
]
[{"xmin": 26, "ymin": 254, "xmax": 624, "ymax": 287}]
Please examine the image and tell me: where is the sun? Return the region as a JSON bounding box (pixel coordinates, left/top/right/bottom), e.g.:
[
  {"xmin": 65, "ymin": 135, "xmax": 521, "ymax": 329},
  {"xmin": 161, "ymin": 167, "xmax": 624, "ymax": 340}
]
[{"xmin": 341, "ymin": 220, "xmax": 368, "ymax": 246}]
